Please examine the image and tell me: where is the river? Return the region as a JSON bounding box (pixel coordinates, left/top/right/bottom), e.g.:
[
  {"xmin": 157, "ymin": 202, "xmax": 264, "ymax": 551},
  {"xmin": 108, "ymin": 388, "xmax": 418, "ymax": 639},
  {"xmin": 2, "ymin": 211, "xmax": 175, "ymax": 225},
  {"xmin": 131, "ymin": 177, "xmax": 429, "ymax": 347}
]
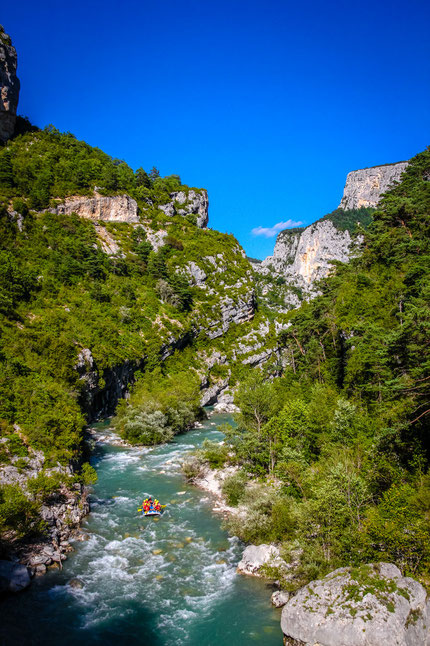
[{"xmin": 0, "ymin": 412, "xmax": 283, "ymax": 646}]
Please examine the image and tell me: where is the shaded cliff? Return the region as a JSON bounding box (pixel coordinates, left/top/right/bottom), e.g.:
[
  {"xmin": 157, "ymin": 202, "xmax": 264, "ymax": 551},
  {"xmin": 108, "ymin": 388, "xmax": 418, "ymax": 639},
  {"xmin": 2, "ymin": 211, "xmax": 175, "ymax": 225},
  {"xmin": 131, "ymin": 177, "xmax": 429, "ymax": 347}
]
[{"xmin": 0, "ymin": 25, "xmax": 20, "ymax": 143}]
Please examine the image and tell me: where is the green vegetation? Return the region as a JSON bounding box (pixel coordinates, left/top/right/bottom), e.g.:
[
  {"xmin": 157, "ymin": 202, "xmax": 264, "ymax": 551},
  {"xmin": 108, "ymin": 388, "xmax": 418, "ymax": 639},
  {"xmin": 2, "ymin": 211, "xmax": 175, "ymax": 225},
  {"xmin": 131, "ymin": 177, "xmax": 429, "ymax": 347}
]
[
  {"xmin": 0, "ymin": 126, "xmax": 198, "ymax": 211},
  {"xmin": 114, "ymin": 369, "xmax": 201, "ymax": 444},
  {"xmin": 0, "ymin": 124, "xmax": 257, "ymax": 545},
  {"xmin": 213, "ymin": 149, "xmax": 430, "ymax": 589},
  {"xmin": 1, "ymin": 118, "xmax": 428, "ymax": 594},
  {"xmin": 319, "ymin": 206, "xmax": 375, "ymax": 234}
]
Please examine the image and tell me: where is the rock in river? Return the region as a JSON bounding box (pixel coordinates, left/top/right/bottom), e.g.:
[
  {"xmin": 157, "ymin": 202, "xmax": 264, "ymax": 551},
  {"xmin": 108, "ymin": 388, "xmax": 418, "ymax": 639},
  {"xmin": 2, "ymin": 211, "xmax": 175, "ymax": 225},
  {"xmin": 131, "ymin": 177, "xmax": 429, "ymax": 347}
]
[{"xmin": 0, "ymin": 560, "xmax": 31, "ymax": 593}]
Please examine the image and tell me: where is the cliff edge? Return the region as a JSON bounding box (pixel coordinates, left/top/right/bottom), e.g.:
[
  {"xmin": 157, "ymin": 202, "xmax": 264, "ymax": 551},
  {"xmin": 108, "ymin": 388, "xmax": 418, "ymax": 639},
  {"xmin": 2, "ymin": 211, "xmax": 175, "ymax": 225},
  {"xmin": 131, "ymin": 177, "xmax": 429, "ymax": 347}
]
[{"xmin": 339, "ymin": 161, "xmax": 409, "ymax": 210}]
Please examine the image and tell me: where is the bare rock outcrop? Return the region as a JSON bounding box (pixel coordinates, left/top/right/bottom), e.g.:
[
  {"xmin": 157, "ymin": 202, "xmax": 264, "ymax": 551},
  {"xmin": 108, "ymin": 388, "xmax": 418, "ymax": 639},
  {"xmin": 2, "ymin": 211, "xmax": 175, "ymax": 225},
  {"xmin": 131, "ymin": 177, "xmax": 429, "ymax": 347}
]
[
  {"xmin": 339, "ymin": 162, "xmax": 408, "ymax": 210},
  {"xmin": 281, "ymin": 563, "xmax": 430, "ymax": 646},
  {"xmin": 52, "ymin": 193, "xmax": 139, "ymax": 224},
  {"xmin": 261, "ymin": 220, "xmax": 356, "ymax": 289},
  {"xmin": 237, "ymin": 544, "xmax": 288, "ymax": 577},
  {"xmin": 0, "ymin": 25, "xmax": 20, "ymax": 142},
  {"xmin": 157, "ymin": 189, "xmax": 209, "ymax": 228}
]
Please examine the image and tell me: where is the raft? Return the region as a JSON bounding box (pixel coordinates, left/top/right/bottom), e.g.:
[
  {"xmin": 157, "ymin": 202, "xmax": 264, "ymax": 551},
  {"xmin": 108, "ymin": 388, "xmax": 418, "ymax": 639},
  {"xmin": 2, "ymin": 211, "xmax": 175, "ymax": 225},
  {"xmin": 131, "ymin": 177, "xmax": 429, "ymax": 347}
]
[{"xmin": 142, "ymin": 510, "xmax": 162, "ymax": 517}]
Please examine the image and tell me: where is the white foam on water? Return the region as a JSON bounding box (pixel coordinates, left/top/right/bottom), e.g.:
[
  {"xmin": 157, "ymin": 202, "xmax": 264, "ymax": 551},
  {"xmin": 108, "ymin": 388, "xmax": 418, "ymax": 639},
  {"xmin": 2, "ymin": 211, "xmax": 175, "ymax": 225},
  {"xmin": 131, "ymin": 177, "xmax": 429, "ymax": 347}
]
[{"xmin": 60, "ymin": 414, "xmax": 252, "ymax": 643}]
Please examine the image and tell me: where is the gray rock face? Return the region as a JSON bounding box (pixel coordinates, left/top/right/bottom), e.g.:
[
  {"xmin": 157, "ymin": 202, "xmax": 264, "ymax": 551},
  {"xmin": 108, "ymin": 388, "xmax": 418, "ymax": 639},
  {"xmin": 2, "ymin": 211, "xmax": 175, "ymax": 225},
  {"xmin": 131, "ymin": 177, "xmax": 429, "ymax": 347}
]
[
  {"xmin": 339, "ymin": 162, "xmax": 408, "ymax": 210},
  {"xmin": 262, "ymin": 220, "xmax": 357, "ymax": 289},
  {"xmin": 53, "ymin": 193, "xmax": 139, "ymax": 224},
  {"xmin": 181, "ymin": 261, "xmax": 208, "ymax": 286},
  {"xmin": 281, "ymin": 563, "xmax": 430, "ymax": 646},
  {"xmin": 205, "ymin": 289, "xmax": 255, "ymax": 340},
  {"xmin": 271, "ymin": 589, "xmax": 291, "ymax": 608},
  {"xmin": 157, "ymin": 189, "xmax": 209, "ymax": 228},
  {"xmin": 0, "ymin": 561, "xmax": 30, "ymax": 593},
  {"xmin": 237, "ymin": 544, "xmax": 287, "ymax": 577},
  {"xmin": 0, "ymin": 26, "xmax": 20, "ymax": 142},
  {"xmin": 200, "ymin": 377, "xmax": 230, "ymax": 407}
]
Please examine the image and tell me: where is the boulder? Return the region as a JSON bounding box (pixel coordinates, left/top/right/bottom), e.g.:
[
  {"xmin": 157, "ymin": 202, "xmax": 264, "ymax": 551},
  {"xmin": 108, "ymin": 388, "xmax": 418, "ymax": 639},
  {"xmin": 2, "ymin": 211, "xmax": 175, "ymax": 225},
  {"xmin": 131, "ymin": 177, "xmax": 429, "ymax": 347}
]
[
  {"xmin": 281, "ymin": 562, "xmax": 430, "ymax": 646},
  {"xmin": 237, "ymin": 544, "xmax": 287, "ymax": 577},
  {"xmin": 271, "ymin": 589, "xmax": 290, "ymax": 608},
  {"xmin": 0, "ymin": 560, "xmax": 31, "ymax": 593}
]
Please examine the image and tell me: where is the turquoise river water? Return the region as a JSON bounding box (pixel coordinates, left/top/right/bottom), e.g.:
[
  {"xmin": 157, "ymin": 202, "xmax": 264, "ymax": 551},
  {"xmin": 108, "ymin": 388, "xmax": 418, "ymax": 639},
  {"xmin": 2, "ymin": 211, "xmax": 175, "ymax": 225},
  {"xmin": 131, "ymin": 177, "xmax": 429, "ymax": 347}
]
[{"xmin": 0, "ymin": 412, "xmax": 283, "ymax": 646}]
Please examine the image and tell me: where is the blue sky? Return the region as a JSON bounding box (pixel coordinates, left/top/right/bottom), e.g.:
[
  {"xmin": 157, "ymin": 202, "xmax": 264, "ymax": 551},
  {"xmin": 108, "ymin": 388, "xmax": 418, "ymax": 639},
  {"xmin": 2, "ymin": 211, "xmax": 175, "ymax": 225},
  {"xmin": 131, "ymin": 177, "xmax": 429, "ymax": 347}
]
[{"xmin": 3, "ymin": 0, "xmax": 429, "ymax": 258}]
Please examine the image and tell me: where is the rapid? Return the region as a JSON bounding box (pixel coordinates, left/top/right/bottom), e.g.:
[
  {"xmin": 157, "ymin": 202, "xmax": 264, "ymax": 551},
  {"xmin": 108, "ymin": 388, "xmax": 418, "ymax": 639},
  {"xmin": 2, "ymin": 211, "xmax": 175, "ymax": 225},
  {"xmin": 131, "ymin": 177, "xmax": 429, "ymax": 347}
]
[{"xmin": 0, "ymin": 412, "xmax": 282, "ymax": 645}]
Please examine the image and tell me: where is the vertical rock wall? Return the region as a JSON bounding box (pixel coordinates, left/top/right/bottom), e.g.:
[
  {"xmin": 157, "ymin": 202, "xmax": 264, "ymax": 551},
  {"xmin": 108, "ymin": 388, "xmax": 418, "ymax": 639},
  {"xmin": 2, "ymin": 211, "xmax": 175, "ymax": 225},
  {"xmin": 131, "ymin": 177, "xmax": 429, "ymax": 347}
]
[
  {"xmin": 0, "ymin": 25, "xmax": 20, "ymax": 142},
  {"xmin": 339, "ymin": 161, "xmax": 408, "ymax": 210}
]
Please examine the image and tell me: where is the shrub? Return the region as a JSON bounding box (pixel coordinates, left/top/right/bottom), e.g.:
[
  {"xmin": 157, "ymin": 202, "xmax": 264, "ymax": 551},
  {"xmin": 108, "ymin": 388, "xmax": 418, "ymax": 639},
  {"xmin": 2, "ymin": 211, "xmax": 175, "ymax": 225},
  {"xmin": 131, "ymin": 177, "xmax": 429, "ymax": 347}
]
[
  {"xmin": 199, "ymin": 439, "xmax": 229, "ymax": 468},
  {"xmin": 80, "ymin": 462, "xmax": 98, "ymax": 486},
  {"xmin": 222, "ymin": 471, "xmax": 248, "ymax": 506},
  {"xmin": 181, "ymin": 456, "xmax": 205, "ymax": 481},
  {"xmin": 0, "ymin": 484, "xmax": 43, "ymax": 538}
]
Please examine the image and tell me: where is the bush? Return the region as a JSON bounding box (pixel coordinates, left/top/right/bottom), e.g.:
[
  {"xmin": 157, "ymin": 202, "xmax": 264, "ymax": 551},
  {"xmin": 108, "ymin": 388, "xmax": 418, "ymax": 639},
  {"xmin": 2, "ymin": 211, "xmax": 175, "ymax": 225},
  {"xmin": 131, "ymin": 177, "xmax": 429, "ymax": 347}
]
[
  {"xmin": 0, "ymin": 484, "xmax": 43, "ymax": 538},
  {"xmin": 80, "ymin": 462, "xmax": 98, "ymax": 486},
  {"xmin": 181, "ymin": 455, "xmax": 205, "ymax": 481},
  {"xmin": 221, "ymin": 471, "xmax": 248, "ymax": 506},
  {"xmin": 27, "ymin": 471, "xmax": 63, "ymax": 502},
  {"xmin": 118, "ymin": 404, "xmax": 174, "ymax": 445},
  {"xmin": 199, "ymin": 439, "xmax": 229, "ymax": 468}
]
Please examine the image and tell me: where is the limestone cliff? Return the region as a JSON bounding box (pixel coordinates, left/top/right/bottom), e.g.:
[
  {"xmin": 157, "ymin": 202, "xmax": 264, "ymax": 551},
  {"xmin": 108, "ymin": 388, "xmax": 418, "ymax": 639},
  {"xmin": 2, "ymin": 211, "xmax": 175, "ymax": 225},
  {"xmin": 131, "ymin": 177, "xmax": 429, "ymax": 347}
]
[
  {"xmin": 48, "ymin": 188, "xmax": 209, "ymax": 230},
  {"xmin": 260, "ymin": 220, "xmax": 355, "ymax": 289},
  {"xmin": 258, "ymin": 160, "xmax": 408, "ymax": 299},
  {"xmin": 339, "ymin": 161, "xmax": 408, "ymax": 210},
  {"xmin": 0, "ymin": 25, "xmax": 20, "ymax": 142},
  {"xmin": 53, "ymin": 193, "xmax": 140, "ymax": 223}
]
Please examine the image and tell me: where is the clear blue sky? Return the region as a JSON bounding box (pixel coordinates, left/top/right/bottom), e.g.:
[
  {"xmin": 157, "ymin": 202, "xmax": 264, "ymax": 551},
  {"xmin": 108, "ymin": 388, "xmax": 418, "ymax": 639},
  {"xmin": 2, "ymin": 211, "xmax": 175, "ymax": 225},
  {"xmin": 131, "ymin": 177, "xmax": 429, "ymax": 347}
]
[{"xmin": 3, "ymin": 0, "xmax": 429, "ymax": 258}]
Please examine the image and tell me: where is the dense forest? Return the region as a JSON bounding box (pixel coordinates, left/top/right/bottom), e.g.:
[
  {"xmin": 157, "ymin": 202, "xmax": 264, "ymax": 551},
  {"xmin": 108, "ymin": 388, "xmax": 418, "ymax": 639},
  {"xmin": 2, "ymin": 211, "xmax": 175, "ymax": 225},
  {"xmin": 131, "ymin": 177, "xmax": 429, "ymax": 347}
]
[{"xmin": 186, "ymin": 148, "xmax": 430, "ymax": 589}]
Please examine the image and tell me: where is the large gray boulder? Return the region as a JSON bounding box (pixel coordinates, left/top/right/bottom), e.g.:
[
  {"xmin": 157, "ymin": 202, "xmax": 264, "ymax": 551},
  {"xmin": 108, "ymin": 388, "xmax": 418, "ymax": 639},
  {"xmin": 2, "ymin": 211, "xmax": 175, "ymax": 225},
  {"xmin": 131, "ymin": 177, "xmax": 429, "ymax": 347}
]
[
  {"xmin": 237, "ymin": 544, "xmax": 287, "ymax": 577},
  {"xmin": 0, "ymin": 561, "xmax": 31, "ymax": 593},
  {"xmin": 281, "ymin": 563, "xmax": 430, "ymax": 646}
]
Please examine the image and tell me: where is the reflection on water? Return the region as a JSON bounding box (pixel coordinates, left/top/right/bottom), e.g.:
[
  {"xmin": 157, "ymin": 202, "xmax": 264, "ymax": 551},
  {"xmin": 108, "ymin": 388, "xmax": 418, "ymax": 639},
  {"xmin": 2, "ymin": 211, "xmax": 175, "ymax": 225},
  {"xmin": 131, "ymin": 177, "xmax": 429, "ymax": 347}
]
[{"xmin": 0, "ymin": 414, "xmax": 282, "ymax": 646}]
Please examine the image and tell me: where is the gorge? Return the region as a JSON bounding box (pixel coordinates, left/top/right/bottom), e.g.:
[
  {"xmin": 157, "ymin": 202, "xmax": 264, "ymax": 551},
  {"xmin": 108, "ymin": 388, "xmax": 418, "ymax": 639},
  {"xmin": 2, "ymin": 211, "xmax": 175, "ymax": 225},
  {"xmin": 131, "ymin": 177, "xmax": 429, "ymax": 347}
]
[{"xmin": 0, "ymin": 22, "xmax": 429, "ymax": 646}]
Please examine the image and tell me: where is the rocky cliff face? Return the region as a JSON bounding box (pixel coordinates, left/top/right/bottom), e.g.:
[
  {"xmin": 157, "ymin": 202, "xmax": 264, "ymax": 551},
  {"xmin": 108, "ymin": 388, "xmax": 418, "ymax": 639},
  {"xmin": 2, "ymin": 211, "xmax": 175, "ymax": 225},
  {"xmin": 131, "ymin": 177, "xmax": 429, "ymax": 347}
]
[
  {"xmin": 54, "ymin": 193, "xmax": 140, "ymax": 223},
  {"xmin": 0, "ymin": 25, "xmax": 20, "ymax": 142},
  {"xmin": 156, "ymin": 189, "xmax": 209, "ymax": 228},
  {"xmin": 339, "ymin": 161, "xmax": 408, "ymax": 210},
  {"xmin": 261, "ymin": 220, "xmax": 355, "ymax": 288},
  {"xmin": 49, "ymin": 188, "xmax": 209, "ymax": 230},
  {"xmin": 0, "ymin": 442, "xmax": 89, "ymax": 573}
]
